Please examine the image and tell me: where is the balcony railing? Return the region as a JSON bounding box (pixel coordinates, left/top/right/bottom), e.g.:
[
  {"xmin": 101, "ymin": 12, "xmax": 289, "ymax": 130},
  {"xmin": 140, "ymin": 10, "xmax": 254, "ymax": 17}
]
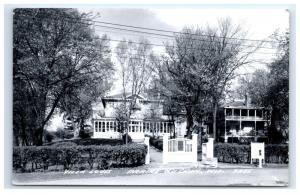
[{"xmin": 225, "ymin": 116, "xmax": 268, "ymax": 121}]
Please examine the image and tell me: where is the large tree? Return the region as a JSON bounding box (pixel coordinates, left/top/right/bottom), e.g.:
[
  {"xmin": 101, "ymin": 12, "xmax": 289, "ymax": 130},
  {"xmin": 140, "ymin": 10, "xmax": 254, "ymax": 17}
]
[
  {"xmin": 153, "ymin": 18, "xmax": 259, "ymax": 138},
  {"xmin": 238, "ymin": 31, "xmax": 289, "ymax": 143},
  {"xmin": 13, "ymin": 9, "xmax": 113, "ymax": 146},
  {"xmin": 114, "ymin": 38, "xmax": 154, "ymax": 143}
]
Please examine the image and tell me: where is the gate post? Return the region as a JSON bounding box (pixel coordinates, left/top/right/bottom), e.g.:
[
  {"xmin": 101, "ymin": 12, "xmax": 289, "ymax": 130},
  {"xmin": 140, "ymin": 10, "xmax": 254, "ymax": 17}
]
[
  {"xmin": 163, "ymin": 134, "xmax": 168, "ymax": 164},
  {"xmin": 192, "ymin": 134, "xmax": 198, "ymax": 162},
  {"xmin": 144, "ymin": 137, "xmax": 150, "ymax": 164}
]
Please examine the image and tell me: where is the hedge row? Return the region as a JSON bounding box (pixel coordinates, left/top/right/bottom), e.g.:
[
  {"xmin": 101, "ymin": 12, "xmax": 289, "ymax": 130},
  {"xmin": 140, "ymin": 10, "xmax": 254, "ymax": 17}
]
[
  {"xmin": 13, "ymin": 143, "xmax": 147, "ymax": 173},
  {"xmin": 214, "ymin": 143, "xmax": 288, "ymax": 164},
  {"xmin": 45, "ymin": 138, "xmax": 123, "ymax": 146},
  {"xmin": 149, "ymin": 137, "xmax": 163, "ymax": 151}
]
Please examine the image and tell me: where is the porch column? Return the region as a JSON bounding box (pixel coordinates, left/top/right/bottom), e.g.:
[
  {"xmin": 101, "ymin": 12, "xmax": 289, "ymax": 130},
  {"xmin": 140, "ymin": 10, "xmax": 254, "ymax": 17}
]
[
  {"xmin": 192, "ymin": 134, "xmax": 198, "ymax": 162},
  {"xmin": 163, "ymin": 134, "xmax": 169, "ymax": 164},
  {"xmin": 144, "ymin": 137, "xmax": 150, "ymax": 164}
]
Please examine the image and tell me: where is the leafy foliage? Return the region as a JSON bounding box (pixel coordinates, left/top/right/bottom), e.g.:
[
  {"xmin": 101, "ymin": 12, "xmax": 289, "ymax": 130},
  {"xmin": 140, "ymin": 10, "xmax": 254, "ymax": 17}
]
[
  {"xmin": 149, "ymin": 137, "xmax": 163, "ymax": 151},
  {"xmin": 235, "ymin": 31, "xmax": 289, "ymax": 143},
  {"xmin": 214, "ymin": 143, "xmax": 288, "ymax": 164},
  {"xmin": 152, "ymin": 19, "xmax": 259, "ymax": 138},
  {"xmin": 13, "ymin": 8, "xmax": 114, "ymax": 146},
  {"xmin": 13, "ymin": 143, "xmax": 147, "ymax": 172}
]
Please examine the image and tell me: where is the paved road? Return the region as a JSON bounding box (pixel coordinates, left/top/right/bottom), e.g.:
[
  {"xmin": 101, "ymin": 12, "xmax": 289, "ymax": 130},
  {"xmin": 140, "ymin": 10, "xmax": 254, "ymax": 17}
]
[
  {"xmin": 12, "ymin": 147, "xmax": 288, "ymax": 186},
  {"xmin": 13, "ymin": 166, "xmax": 288, "ymax": 186}
]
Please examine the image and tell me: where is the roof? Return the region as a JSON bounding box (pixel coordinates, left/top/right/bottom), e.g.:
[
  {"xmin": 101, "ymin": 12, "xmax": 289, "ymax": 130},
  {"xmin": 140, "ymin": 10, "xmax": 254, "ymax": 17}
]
[
  {"xmin": 104, "ymin": 92, "xmax": 145, "ymax": 100},
  {"xmin": 223, "ymin": 99, "xmax": 267, "ymax": 109}
]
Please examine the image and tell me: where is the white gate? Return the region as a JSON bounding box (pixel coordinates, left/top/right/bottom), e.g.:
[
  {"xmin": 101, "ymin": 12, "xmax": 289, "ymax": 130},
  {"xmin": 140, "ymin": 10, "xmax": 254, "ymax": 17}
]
[{"xmin": 163, "ymin": 134, "xmax": 198, "ymax": 164}]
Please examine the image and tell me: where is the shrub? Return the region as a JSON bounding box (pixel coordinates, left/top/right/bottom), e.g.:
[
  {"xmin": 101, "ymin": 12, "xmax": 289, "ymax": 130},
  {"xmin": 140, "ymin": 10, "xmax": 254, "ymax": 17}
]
[
  {"xmin": 214, "ymin": 143, "xmax": 288, "ymax": 164},
  {"xmin": 44, "ymin": 131, "xmax": 55, "ymax": 143},
  {"xmin": 46, "ymin": 138, "xmax": 123, "ymax": 146},
  {"xmin": 13, "ymin": 143, "xmax": 147, "ymax": 173},
  {"xmin": 79, "ymin": 126, "xmax": 93, "ymax": 139}
]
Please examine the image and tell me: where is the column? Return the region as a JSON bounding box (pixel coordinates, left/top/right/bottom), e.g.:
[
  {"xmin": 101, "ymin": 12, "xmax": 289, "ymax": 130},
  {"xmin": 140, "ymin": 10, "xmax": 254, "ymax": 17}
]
[
  {"xmin": 163, "ymin": 134, "xmax": 169, "ymax": 164},
  {"xmin": 144, "ymin": 137, "xmax": 150, "ymax": 164},
  {"xmin": 192, "ymin": 134, "xmax": 198, "ymax": 162}
]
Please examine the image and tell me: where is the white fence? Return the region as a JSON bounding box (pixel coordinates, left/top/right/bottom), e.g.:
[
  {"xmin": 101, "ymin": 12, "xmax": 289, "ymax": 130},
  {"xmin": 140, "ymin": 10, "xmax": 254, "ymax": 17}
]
[
  {"xmin": 163, "ymin": 134, "xmax": 198, "ymax": 164},
  {"xmin": 251, "ymin": 142, "xmax": 265, "ymax": 168}
]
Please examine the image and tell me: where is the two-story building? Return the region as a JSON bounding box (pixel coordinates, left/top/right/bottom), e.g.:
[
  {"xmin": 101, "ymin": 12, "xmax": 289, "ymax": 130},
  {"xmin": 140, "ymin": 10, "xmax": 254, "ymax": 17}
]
[
  {"xmin": 92, "ymin": 93, "xmax": 176, "ymax": 141},
  {"xmin": 214, "ymin": 99, "xmax": 271, "ymax": 143}
]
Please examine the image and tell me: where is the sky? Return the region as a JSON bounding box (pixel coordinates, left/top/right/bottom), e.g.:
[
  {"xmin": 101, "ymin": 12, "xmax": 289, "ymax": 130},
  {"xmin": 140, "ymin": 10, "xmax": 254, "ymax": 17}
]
[
  {"xmin": 47, "ymin": 7, "xmax": 289, "ymax": 131},
  {"xmin": 78, "ymin": 7, "xmax": 289, "ymax": 95}
]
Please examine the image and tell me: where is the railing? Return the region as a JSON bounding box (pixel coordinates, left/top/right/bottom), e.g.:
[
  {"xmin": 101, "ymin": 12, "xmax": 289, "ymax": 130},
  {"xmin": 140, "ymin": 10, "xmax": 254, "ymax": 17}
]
[
  {"xmin": 163, "ymin": 134, "xmax": 198, "ymax": 164},
  {"xmin": 225, "ymin": 116, "xmax": 267, "ymax": 121},
  {"xmin": 168, "ymin": 139, "xmax": 193, "ymax": 152}
]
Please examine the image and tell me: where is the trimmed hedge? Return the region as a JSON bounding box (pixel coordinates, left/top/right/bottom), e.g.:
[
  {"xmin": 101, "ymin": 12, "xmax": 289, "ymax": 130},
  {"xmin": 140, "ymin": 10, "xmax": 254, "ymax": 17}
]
[
  {"xmin": 13, "ymin": 143, "xmax": 147, "ymax": 173},
  {"xmin": 214, "ymin": 143, "xmax": 288, "ymax": 164},
  {"xmin": 45, "ymin": 138, "xmax": 123, "ymax": 146},
  {"xmin": 149, "ymin": 137, "xmax": 163, "ymax": 151}
]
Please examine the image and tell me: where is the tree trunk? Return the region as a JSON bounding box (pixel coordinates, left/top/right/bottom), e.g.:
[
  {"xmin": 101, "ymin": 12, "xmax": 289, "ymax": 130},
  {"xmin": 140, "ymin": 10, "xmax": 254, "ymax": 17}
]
[
  {"xmin": 212, "ymin": 101, "xmax": 218, "ymax": 140},
  {"xmin": 33, "ymin": 127, "xmax": 44, "ymax": 146},
  {"xmin": 186, "ymin": 106, "xmax": 193, "ymax": 138}
]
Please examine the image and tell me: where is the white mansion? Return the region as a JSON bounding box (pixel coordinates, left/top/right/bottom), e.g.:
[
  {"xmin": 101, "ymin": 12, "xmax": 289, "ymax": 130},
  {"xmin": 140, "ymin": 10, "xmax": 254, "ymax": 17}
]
[{"xmin": 92, "ymin": 93, "xmax": 186, "ymax": 140}]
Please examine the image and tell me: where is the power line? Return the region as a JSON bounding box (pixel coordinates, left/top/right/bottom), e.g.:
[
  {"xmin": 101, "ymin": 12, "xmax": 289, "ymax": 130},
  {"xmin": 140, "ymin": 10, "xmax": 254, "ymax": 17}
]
[
  {"xmin": 18, "ymin": 14, "xmax": 278, "ymax": 50},
  {"xmin": 106, "ymin": 38, "xmax": 278, "ymax": 55},
  {"xmin": 87, "ymin": 19, "xmax": 278, "ymax": 44},
  {"xmin": 15, "ymin": 14, "xmax": 279, "ymax": 55},
  {"xmin": 91, "ymin": 23, "xmax": 276, "ymax": 50}
]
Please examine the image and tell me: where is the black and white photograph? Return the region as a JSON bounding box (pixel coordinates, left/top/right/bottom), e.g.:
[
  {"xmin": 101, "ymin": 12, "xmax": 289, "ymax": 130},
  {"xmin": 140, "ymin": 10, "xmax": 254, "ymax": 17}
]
[{"xmin": 10, "ymin": 6, "xmax": 290, "ymax": 186}]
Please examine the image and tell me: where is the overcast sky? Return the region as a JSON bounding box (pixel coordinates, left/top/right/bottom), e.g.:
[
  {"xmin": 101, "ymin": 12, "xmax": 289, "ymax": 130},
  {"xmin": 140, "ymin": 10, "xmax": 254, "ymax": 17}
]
[
  {"xmin": 78, "ymin": 8, "xmax": 289, "ymax": 95},
  {"xmin": 47, "ymin": 7, "xmax": 289, "ymax": 131}
]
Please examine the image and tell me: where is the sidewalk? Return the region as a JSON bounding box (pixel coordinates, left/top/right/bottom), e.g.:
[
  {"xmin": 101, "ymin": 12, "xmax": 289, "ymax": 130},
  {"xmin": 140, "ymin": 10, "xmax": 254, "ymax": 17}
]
[{"xmin": 12, "ymin": 146, "xmax": 288, "ymax": 186}]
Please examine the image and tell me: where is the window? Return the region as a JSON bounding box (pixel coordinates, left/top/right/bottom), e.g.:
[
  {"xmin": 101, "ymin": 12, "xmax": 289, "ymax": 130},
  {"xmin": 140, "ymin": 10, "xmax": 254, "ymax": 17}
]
[
  {"xmin": 95, "ymin": 121, "xmax": 98, "ymax": 132},
  {"xmin": 241, "ymin": 109, "xmax": 247, "ymax": 116},
  {"xmin": 147, "ymin": 123, "xmax": 150, "ymax": 132},
  {"xmin": 98, "ymin": 121, "xmax": 102, "ymax": 132},
  {"xmin": 110, "ymin": 122, "xmax": 113, "ymax": 132},
  {"xmin": 143, "ymin": 122, "xmax": 145, "ymax": 132},
  {"xmin": 256, "ymin": 110, "xmax": 262, "ymax": 118},
  {"xmin": 226, "ymin": 109, "xmax": 232, "ymax": 116},
  {"xmin": 102, "ymin": 121, "xmax": 106, "ymax": 132},
  {"xmin": 114, "ymin": 122, "xmax": 117, "ymax": 132},
  {"xmin": 234, "ymin": 109, "xmax": 240, "ymax": 116}
]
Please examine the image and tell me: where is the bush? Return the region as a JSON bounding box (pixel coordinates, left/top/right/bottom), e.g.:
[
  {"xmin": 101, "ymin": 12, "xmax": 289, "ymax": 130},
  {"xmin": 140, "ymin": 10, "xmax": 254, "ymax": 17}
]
[
  {"xmin": 214, "ymin": 143, "xmax": 288, "ymax": 164},
  {"xmin": 149, "ymin": 137, "xmax": 163, "ymax": 151},
  {"xmin": 79, "ymin": 125, "xmax": 93, "ymax": 139},
  {"xmin": 13, "ymin": 143, "xmax": 147, "ymax": 173},
  {"xmin": 46, "ymin": 138, "xmax": 123, "ymax": 146},
  {"xmin": 44, "ymin": 131, "xmax": 55, "ymax": 143}
]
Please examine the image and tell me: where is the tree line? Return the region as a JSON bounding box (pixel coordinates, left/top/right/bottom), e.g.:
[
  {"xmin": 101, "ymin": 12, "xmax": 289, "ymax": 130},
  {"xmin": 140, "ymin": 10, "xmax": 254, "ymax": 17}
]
[{"xmin": 13, "ymin": 8, "xmax": 289, "ymax": 146}]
